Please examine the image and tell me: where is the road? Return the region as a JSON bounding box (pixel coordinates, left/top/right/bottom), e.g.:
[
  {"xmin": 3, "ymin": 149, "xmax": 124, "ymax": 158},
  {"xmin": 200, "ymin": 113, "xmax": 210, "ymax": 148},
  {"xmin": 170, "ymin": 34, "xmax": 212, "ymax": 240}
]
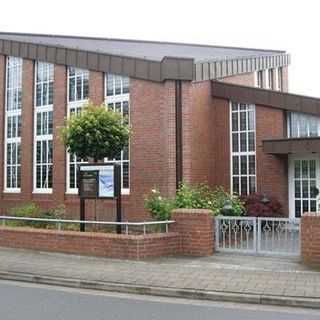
[{"xmin": 0, "ymin": 280, "xmax": 319, "ymax": 320}]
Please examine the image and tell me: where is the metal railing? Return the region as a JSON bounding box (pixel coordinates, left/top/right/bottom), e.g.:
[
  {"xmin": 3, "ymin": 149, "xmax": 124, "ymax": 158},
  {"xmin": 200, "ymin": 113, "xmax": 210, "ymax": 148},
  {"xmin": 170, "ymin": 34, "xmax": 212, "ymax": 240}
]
[
  {"xmin": 215, "ymin": 216, "xmax": 300, "ymax": 256},
  {"xmin": 0, "ymin": 216, "xmax": 175, "ymax": 235}
]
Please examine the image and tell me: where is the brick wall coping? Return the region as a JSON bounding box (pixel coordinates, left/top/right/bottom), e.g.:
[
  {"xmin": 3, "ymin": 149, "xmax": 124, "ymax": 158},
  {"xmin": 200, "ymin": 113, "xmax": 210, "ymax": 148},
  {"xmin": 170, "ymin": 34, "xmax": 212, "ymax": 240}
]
[
  {"xmin": 172, "ymin": 208, "xmax": 213, "ymax": 215},
  {"xmin": 0, "ymin": 226, "xmax": 178, "ymax": 240}
]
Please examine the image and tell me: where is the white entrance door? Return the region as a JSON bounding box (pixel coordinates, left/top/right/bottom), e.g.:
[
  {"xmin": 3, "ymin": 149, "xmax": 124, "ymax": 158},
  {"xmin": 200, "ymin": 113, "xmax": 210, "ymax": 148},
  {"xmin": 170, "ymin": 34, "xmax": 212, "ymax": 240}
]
[{"xmin": 289, "ymin": 154, "xmax": 320, "ymax": 219}]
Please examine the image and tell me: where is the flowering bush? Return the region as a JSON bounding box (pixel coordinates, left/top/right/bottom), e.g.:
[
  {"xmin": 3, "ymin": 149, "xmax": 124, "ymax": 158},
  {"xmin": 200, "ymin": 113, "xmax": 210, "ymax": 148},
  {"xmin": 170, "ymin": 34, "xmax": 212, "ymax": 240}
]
[
  {"xmin": 144, "ymin": 183, "xmax": 244, "ymax": 220},
  {"xmin": 144, "ymin": 189, "xmax": 175, "ymax": 221},
  {"xmin": 241, "ymin": 193, "xmax": 283, "ymax": 217}
]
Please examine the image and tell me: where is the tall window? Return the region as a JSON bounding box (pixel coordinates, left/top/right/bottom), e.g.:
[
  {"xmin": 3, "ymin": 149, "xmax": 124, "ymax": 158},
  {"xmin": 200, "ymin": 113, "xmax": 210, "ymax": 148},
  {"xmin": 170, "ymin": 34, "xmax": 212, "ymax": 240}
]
[
  {"xmin": 230, "ymin": 102, "xmax": 256, "ymax": 195},
  {"xmin": 34, "ymin": 62, "xmax": 54, "ymax": 192},
  {"xmin": 288, "ymin": 112, "xmax": 320, "ymax": 138},
  {"xmin": 256, "ymin": 70, "xmax": 264, "ymax": 88},
  {"xmin": 5, "ymin": 57, "xmax": 22, "ymax": 191},
  {"xmin": 268, "ymin": 69, "xmax": 274, "ymax": 90},
  {"xmin": 105, "ymin": 74, "xmax": 130, "ymax": 193},
  {"xmin": 67, "ymin": 67, "xmax": 89, "ymax": 192},
  {"xmin": 278, "ymin": 67, "xmax": 283, "ymax": 91}
]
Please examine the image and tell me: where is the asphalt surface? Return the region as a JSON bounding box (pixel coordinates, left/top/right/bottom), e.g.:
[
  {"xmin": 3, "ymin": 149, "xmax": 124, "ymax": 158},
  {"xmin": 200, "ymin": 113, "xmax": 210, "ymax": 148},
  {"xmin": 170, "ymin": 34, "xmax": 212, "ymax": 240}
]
[{"xmin": 0, "ymin": 280, "xmax": 319, "ymax": 320}]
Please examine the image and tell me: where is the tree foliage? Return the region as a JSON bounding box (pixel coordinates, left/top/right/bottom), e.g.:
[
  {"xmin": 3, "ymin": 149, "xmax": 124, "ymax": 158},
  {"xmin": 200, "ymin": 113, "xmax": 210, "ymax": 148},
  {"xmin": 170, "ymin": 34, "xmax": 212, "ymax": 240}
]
[{"xmin": 61, "ymin": 102, "xmax": 130, "ymax": 162}]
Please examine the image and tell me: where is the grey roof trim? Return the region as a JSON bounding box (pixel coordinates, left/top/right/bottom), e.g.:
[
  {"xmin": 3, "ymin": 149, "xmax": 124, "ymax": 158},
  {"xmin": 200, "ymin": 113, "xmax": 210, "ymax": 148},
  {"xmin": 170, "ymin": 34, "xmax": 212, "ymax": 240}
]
[
  {"xmin": 0, "ymin": 38, "xmax": 194, "ymax": 82},
  {"xmin": 194, "ymin": 53, "xmax": 290, "ymax": 82},
  {"xmin": 211, "ymin": 81, "xmax": 320, "ymax": 116},
  {"xmin": 0, "ymin": 35, "xmax": 289, "ymax": 82}
]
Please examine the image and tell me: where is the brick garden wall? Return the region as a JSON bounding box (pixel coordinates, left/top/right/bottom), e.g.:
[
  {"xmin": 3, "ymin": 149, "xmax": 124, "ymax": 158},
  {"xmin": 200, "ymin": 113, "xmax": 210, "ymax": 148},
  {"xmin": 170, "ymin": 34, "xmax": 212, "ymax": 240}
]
[
  {"xmin": 301, "ymin": 213, "xmax": 320, "ymax": 266},
  {"xmin": 0, "ymin": 209, "xmax": 214, "ymax": 259},
  {"xmin": 0, "ymin": 227, "xmax": 180, "ymax": 260},
  {"xmin": 170, "ymin": 209, "xmax": 214, "ymax": 256}
]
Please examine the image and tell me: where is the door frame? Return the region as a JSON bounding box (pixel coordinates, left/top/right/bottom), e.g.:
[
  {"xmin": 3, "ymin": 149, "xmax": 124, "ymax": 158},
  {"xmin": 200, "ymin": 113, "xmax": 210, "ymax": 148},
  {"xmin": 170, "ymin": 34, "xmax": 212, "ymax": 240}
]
[{"xmin": 288, "ymin": 153, "xmax": 320, "ymax": 219}]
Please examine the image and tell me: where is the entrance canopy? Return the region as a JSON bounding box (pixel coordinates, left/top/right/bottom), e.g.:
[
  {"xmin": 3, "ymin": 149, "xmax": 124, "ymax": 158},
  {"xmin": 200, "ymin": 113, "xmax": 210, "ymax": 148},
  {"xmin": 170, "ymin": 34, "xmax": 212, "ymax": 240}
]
[
  {"xmin": 263, "ymin": 137, "xmax": 320, "ymax": 154},
  {"xmin": 212, "ymin": 80, "xmax": 320, "ymax": 116}
]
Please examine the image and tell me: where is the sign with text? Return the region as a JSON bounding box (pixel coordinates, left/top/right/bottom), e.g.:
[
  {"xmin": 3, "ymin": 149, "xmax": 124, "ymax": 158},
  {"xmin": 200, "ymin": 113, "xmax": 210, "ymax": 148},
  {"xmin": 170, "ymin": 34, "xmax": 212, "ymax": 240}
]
[{"xmin": 79, "ymin": 164, "xmax": 117, "ymax": 199}]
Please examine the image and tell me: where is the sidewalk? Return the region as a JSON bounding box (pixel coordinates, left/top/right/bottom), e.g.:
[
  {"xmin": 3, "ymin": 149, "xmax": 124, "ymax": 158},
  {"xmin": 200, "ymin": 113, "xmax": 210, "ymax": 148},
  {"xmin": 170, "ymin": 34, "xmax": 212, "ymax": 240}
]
[{"xmin": 0, "ymin": 247, "xmax": 320, "ymax": 308}]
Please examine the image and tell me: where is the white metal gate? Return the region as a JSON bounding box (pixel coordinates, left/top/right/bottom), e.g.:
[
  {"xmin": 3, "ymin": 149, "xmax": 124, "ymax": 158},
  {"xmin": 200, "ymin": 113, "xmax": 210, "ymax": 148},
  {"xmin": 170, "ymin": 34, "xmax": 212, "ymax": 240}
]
[{"xmin": 215, "ymin": 217, "xmax": 300, "ymax": 256}]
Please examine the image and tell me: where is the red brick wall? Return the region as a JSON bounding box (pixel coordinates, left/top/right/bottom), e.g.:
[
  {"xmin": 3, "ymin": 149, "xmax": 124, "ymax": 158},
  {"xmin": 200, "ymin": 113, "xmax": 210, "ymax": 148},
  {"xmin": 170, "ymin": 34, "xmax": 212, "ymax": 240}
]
[
  {"xmin": 221, "ymin": 72, "xmax": 255, "ymax": 87},
  {"xmin": 256, "ymin": 105, "xmax": 288, "ymax": 214},
  {"xmin": 0, "ymin": 227, "xmax": 179, "ymax": 260},
  {"xmin": 89, "ymin": 71, "xmax": 104, "ymax": 105},
  {"xmin": 212, "ymin": 98, "xmax": 231, "ymax": 190},
  {"xmin": 20, "ymin": 60, "xmax": 34, "ymax": 200},
  {"xmin": 129, "ymin": 79, "xmax": 176, "ymax": 220},
  {"xmin": 301, "ymin": 213, "xmax": 320, "ymax": 266},
  {"xmin": 171, "ymin": 209, "xmax": 214, "ymax": 256},
  {"xmin": 52, "ymin": 65, "xmax": 66, "ymax": 205}
]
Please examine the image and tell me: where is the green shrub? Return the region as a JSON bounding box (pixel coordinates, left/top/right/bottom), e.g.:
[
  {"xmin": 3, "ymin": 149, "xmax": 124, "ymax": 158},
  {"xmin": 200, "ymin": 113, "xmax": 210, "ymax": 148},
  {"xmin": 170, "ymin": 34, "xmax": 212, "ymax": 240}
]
[
  {"xmin": 144, "ymin": 183, "xmax": 244, "ymax": 221},
  {"xmin": 175, "ymin": 184, "xmax": 244, "ymax": 216},
  {"xmin": 6, "ymin": 203, "xmax": 67, "ymax": 229},
  {"xmin": 144, "ymin": 189, "xmax": 175, "ymax": 221}
]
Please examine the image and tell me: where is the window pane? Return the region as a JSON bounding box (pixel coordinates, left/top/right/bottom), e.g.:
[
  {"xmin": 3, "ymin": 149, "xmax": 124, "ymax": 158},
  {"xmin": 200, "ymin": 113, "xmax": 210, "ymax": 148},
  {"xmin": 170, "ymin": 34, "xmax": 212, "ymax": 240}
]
[
  {"xmin": 123, "ymin": 77, "xmax": 129, "ymax": 94},
  {"xmin": 232, "ymin": 113, "xmax": 238, "ymax": 131},
  {"xmin": 240, "ymin": 132, "xmax": 247, "ymax": 152},
  {"xmin": 232, "ymin": 133, "xmax": 239, "ymax": 152},
  {"xmin": 240, "ymin": 156, "xmax": 247, "ymax": 175},
  {"xmin": 249, "ymin": 155, "xmax": 255, "ymax": 174},
  {"xmin": 115, "ymin": 76, "xmax": 121, "ymax": 95},
  {"xmin": 232, "ymin": 156, "xmax": 239, "ymax": 175},
  {"xmin": 239, "ymin": 112, "xmax": 246, "ymax": 130},
  {"xmin": 106, "ymin": 74, "xmax": 114, "ymax": 96},
  {"xmin": 240, "ymin": 177, "xmax": 248, "ymax": 195}
]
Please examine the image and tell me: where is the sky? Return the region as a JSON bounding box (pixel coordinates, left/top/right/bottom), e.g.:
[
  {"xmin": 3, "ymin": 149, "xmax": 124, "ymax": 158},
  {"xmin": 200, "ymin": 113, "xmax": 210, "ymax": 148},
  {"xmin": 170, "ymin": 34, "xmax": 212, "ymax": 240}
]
[{"xmin": 0, "ymin": 0, "xmax": 318, "ymax": 96}]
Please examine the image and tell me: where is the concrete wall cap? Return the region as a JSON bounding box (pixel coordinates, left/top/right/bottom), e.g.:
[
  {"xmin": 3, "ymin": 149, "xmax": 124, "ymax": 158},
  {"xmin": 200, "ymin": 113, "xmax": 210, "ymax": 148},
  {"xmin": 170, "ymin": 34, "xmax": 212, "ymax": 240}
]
[{"xmin": 172, "ymin": 208, "xmax": 213, "ymax": 215}]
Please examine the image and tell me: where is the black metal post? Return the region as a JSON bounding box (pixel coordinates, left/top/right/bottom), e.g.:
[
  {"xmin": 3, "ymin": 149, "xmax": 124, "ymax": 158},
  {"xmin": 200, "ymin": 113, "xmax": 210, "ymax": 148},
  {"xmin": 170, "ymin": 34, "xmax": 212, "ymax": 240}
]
[
  {"xmin": 115, "ymin": 164, "xmax": 122, "ymax": 234},
  {"xmin": 80, "ymin": 197, "xmax": 85, "ymax": 232}
]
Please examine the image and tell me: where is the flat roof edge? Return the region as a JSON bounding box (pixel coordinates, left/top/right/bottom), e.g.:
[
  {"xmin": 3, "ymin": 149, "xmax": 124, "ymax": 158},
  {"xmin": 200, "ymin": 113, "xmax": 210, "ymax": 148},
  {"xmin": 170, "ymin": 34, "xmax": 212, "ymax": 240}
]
[{"xmin": 212, "ymin": 80, "xmax": 320, "ymax": 116}]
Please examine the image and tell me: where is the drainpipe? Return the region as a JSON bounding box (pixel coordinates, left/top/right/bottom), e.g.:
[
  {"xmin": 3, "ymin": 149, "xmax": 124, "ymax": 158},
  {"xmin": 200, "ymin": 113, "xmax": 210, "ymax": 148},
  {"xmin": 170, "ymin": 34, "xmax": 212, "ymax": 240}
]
[{"xmin": 175, "ymin": 80, "xmax": 183, "ymax": 191}]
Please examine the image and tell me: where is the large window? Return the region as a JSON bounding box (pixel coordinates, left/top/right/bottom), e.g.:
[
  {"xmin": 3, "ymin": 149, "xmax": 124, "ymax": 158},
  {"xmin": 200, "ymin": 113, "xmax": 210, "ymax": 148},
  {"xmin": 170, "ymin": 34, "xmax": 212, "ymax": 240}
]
[
  {"xmin": 268, "ymin": 69, "xmax": 274, "ymax": 90},
  {"xmin": 105, "ymin": 74, "xmax": 130, "ymax": 193},
  {"xmin": 230, "ymin": 102, "xmax": 256, "ymax": 195},
  {"xmin": 256, "ymin": 70, "xmax": 264, "ymax": 88},
  {"xmin": 5, "ymin": 57, "xmax": 22, "ymax": 191},
  {"xmin": 288, "ymin": 112, "xmax": 320, "ymax": 138},
  {"xmin": 277, "ymin": 67, "xmax": 283, "ymax": 91},
  {"xmin": 67, "ymin": 67, "xmax": 89, "ymax": 192},
  {"xmin": 34, "ymin": 62, "xmax": 54, "ymax": 192}
]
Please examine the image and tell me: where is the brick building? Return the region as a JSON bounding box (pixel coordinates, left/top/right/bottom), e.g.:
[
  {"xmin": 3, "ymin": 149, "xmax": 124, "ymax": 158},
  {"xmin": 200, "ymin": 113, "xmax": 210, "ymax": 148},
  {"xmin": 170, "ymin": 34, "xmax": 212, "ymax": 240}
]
[{"xmin": 0, "ymin": 32, "xmax": 317, "ymax": 221}]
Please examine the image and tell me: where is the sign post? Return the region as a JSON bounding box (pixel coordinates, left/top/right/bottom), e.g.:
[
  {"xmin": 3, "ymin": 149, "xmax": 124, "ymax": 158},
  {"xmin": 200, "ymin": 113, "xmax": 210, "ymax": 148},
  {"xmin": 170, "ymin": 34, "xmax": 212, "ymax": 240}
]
[{"xmin": 78, "ymin": 164, "xmax": 121, "ymax": 233}]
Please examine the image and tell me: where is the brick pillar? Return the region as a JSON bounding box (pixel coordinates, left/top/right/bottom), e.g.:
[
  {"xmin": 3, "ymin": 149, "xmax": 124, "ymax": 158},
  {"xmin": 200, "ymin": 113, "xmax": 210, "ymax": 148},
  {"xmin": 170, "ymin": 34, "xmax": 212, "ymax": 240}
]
[
  {"xmin": 170, "ymin": 209, "xmax": 214, "ymax": 256},
  {"xmin": 20, "ymin": 59, "xmax": 34, "ymax": 200},
  {"xmin": 301, "ymin": 213, "xmax": 320, "ymax": 266},
  {"xmin": 0, "ymin": 55, "xmax": 5, "ymax": 200},
  {"xmin": 89, "ymin": 71, "xmax": 104, "ymax": 105},
  {"xmin": 52, "ymin": 65, "xmax": 67, "ymax": 203}
]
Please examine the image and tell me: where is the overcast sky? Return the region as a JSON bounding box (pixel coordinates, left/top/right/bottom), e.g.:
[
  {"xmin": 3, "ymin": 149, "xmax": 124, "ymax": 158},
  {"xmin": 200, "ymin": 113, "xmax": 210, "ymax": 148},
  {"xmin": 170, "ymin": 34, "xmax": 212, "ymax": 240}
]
[{"xmin": 0, "ymin": 0, "xmax": 318, "ymax": 96}]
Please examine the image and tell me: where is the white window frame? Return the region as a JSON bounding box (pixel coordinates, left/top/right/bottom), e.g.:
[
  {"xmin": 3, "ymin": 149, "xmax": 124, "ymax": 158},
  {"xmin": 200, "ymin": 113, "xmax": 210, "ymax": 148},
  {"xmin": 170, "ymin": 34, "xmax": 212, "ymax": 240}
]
[
  {"xmin": 230, "ymin": 101, "xmax": 257, "ymax": 196},
  {"xmin": 66, "ymin": 67, "xmax": 89, "ymax": 194},
  {"xmin": 4, "ymin": 57, "xmax": 22, "ymax": 193},
  {"xmin": 104, "ymin": 74, "xmax": 130, "ymax": 195}
]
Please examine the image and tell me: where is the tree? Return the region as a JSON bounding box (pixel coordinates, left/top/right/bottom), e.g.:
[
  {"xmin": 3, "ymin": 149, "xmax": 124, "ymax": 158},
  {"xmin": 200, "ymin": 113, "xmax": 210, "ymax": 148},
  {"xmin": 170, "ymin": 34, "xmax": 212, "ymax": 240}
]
[{"xmin": 61, "ymin": 102, "xmax": 130, "ymax": 162}]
